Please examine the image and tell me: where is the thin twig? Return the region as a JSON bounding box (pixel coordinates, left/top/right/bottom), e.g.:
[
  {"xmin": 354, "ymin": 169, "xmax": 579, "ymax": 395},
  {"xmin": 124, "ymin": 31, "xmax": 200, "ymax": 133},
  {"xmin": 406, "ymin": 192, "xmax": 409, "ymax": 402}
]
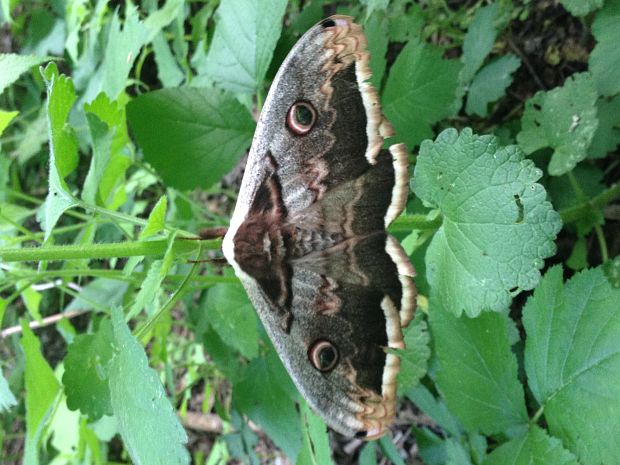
[
  {"xmin": 507, "ymin": 36, "xmax": 546, "ymax": 91},
  {"xmin": 1, "ymin": 309, "xmax": 88, "ymax": 338}
]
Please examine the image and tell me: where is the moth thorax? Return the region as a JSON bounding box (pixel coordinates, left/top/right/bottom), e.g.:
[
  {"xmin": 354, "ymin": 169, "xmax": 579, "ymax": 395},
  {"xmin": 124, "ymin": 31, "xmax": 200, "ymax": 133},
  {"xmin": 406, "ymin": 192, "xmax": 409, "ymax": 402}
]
[{"xmin": 233, "ymin": 217, "xmax": 286, "ymax": 272}]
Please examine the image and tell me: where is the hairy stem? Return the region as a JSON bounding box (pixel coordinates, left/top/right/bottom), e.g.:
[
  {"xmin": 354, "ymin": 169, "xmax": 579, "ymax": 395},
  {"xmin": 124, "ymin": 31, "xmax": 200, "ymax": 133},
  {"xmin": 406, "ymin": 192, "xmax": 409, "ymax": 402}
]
[{"xmin": 0, "ymin": 238, "xmax": 221, "ymax": 262}]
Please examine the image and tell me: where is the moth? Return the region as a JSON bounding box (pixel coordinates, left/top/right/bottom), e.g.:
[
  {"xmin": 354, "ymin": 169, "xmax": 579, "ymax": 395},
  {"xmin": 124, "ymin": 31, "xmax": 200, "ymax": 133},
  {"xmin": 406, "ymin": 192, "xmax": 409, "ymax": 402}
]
[{"xmin": 222, "ymin": 15, "xmax": 415, "ymax": 439}]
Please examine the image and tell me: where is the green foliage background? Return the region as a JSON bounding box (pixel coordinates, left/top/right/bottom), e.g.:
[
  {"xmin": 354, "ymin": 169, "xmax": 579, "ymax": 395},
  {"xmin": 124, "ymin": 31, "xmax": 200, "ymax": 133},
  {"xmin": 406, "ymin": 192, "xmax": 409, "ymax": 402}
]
[{"xmin": 1, "ymin": 0, "xmax": 619, "ymax": 464}]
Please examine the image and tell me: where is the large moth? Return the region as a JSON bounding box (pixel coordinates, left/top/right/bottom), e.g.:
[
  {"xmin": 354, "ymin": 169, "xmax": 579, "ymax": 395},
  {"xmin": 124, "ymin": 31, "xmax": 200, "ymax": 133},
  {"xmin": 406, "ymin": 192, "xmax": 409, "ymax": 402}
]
[{"xmin": 222, "ymin": 15, "xmax": 415, "ymax": 438}]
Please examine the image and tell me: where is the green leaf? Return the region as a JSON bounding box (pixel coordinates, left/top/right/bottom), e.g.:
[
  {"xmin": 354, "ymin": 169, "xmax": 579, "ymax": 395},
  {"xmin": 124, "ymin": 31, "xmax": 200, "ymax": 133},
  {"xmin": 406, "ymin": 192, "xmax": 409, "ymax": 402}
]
[
  {"xmin": 387, "ymin": 2, "xmax": 424, "ymax": 42},
  {"xmin": 383, "ymin": 40, "xmax": 461, "ymax": 147},
  {"xmin": 234, "ymin": 355, "xmax": 302, "ymax": 461},
  {"xmin": 461, "ymin": 3, "xmax": 500, "ymax": 82},
  {"xmin": 359, "ymin": 443, "xmax": 378, "ymax": 465},
  {"xmin": 589, "ymin": 0, "xmax": 620, "ymax": 96},
  {"xmin": 445, "ymin": 439, "xmax": 472, "ymax": 465},
  {"xmin": 140, "ymin": 195, "xmax": 168, "ymax": 239},
  {"xmin": 523, "ymin": 266, "xmax": 620, "ymax": 465},
  {"xmin": 152, "ymin": 32, "xmax": 184, "ymax": 87},
  {"xmin": 559, "ymin": 0, "xmax": 603, "ymax": 16},
  {"xmin": 62, "ymin": 319, "xmax": 115, "ymax": 420},
  {"xmin": 378, "ymin": 436, "xmax": 406, "ymax": 465},
  {"xmin": 0, "ymin": 109, "xmax": 18, "ymax": 135},
  {"xmin": 127, "ymin": 87, "xmax": 255, "ymax": 190},
  {"xmin": 589, "ymin": 96, "xmax": 620, "ymax": 158},
  {"xmin": 361, "ymin": 0, "xmax": 389, "ymax": 18},
  {"xmin": 394, "ymin": 312, "xmax": 430, "ymax": 392},
  {"xmin": 0, "ymin": 368, "xmax": 17, "ymax": 413},
  {"xmin": 405, "ymin": 385, "xmax": 462, "ymax": 438},
  {"xmin": 204, "ymin": 0, "xmax": 288, "ymax": 93},
  {"xmin": 84, "ymin": 92, "xmax": 131, "ymax": 206},
  {"xmin": 482, "ymin": 426, "xmax": 579, "ymax": 465},
  {"xmin": 413, "ymin": 128, "xmax": 562, "ymax": 316},
  {"xmin": 0, "ymin": 53, "xmax": 49, "ymax": 95},
  {"xmin": 205, "ymin": 282, "xmax": 259, "ymax": 360},
  {"xmin": 38, "ymin": 62, "xmax": 79, "ymax": 239},
  {"xmin": 364, "ymin": 11, "xmax": 389, "ymax": 89},
  {"xmin": 109, "ymin": 307, "xmax": 190, "ymax": 465},
  {"xmin": 20, "ymin": 321, "xmax": 61, "ymax": 465},
  {"xmin": 49, "ymin": 395, "xmax": 81, "ymax": 455},
  {"xmin": 430, "ymin": 302, "xmax": 528, "ymax": 435},
  {"xmin": 127, "ymin": 259, "xmax": 165, "ymax": 320},
  {"xmin": 82, "ymin": 112, "xmax": 114, "ymax": 205},
  {"xmin": 297, "ymin": 402, "xmax": 334, "ymax": 465},
  {"xmin": 603, "ymin": 255, "xmax": 620, "ymax": 288},
  {"xmin": 517, "ymin": 72, "xmax": 598, "ymax": 176},
  {"xmin": 412, "ymin": 427, "xmax": 446, "ymax": 465},
  {"xmin": 466, "ymin": 55, "xmax": 521, "ymax": 117}
]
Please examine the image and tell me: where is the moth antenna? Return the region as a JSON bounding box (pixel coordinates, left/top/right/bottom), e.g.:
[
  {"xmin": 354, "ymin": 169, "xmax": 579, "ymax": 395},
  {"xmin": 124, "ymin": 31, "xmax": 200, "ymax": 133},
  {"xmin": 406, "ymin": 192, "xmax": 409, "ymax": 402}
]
[
  {"xmin": 178, "ymin": 226, "xmax": 228, "ymax": 241},
  {"xmin": 186, "ymin": 257, "xmax": 229, "ymax": 265}
]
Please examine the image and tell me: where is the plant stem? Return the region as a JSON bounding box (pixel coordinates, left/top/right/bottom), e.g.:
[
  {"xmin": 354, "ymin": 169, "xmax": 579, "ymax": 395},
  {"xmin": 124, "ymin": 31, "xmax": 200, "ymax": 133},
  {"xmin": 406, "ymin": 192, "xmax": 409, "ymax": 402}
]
[
  {"xmin": 3, "ymin": 267, "xmax": 236, "ymax": 286},
  {"xmin": 530, "ymin": 404, "xmax": 545, "ymax": 425},
  {"xmin": 136, "ymin": 242, "xmax": 203, "ymax": 341},
  {"xmin": 560, "ymin": 182, "xmax": 620, "ymax": 223},
  {"xmin": 389, "ymin": 214, "xmax": 443, "ymax": 232},
  {"xmin": 0, "ymin": 238, "xmax": 221, "ymax": 262}
]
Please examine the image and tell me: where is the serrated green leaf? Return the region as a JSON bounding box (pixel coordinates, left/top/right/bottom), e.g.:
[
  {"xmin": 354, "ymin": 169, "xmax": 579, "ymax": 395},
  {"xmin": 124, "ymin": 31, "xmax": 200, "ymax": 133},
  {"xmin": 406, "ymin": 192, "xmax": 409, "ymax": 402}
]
[
  {"xmin": 517, "ymin": 72, "xmax": 598, "ymax": 176},
  {"xmin": 559, "ymin": 0, "xmax": 603, "ymax": 16},
  {"xmin": 127, "ymin": 259, "xmax": 164, "ymax": 320},
  {"xmin": 62, "ymin": 319, "xmax": 115, "ymax": 420},
  {"xmin": 64, "ymin": 0, "xmax": 88, "ymax": 63},
  {"xmin": 84, "ymin": 92, "xmax": 131, "ymax": 206},
  {"xmin": 0, "ymin": 368, "xmax": 17, "ymax": 413},
  {"xmin": 234, "ymin": 355, "xmax": 302, "ymax": 462},
  {"xmin": 603, "ymin": 255, "xmax": 620, "ymax": 288},
  {"xmin": 405, "ymin": 385, "xmax": 463, "ymax": 438},
  {"xmin": 446, "ymin": 439, "xmax": 472, "ymax": 465},
  {"xmin": 205, "ymin": 282, "xmax": 259, "ymax": 360},
  {"xmin": 394, "ymin": 312, "xmax": 430, "ymax": 392},
  {"xmin": 20, "ymin": 321, "xmax": 61, "ymax": 465},
  {"xmin": 466, "ymin": 55, "xmax": 521, "ymax": 117},
  {"xmin": 482, "ymin": 426, "xmax": 579, "ymax": 465},
  {"xmin": 413, "ymin": 128, "xmax": 562, "ymax": 316},
  {"xmin": 0, "ymin": 109, "xmax": 18, "ymax": 135},
  {"xmin": 100, "ymin": 6, "xmax": 148, "ymax": 99},
  {"xmin": 297, "ymin": 402, "xmax": 334, "ymax": 465},
  {"xmin": 589, "ymin": 0, "xmax": 620, "ymax": 96},
  {"xmin": 430, "ymin": 302, "xmax": 527, "ymax": 435},
  {"xmin": 127, "ymin": 87, "xmax": 255, "ymax": 190},
  {"xmin": 204, "ymin": 0, "xmax": 287, "ymax": 93},
  {"xmin": 109, "ymin": 307, "xmax": 189, "ymax": 465},
  {"xmin": 461, "ymin": 3, "xmax": 500, "ymax": 82},
  {"xmin": 387, "ymin": 2, "xmax": 424, "ymax": 42},
  {"xmin": 361, "ymin": 0, "xmax": 389, "ymax": 18},
  {"xmin": 412, "ymin": 427, "xmax": 446, "ymax": 465},
  {"xmin": 523, "ymin": 266, "xmax": 620, "ymax": 465},
  {"xmin": 589, "ymin": 96, "xmax": 620, "ymax": 158},
  {"xmin": 140, "ymin": 195, "xmax": 167, "ymax": 239},
  {"xmin": 82, "ymin": 112, "xmax": 113, "ymax": 205},
  {"xmin": 38, "ymin": 62, "xmax": 79, "ymax": 239},
  {"xmin": 383, "ymin": 40, "xmax": 461, "ymax": 147},
  {"xmin": 0, "ymin": 53, "xmax": 49, "ymax": 95},
  {"xmin": 152, "ymin": 32, "xmax": 184, "ymax": 87}
]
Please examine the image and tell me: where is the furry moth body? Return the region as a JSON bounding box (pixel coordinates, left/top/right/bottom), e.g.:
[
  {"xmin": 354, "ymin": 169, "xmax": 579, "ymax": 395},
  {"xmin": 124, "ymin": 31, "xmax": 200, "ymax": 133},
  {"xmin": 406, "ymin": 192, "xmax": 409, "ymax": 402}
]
[{"xmin": 222, "ymin": 16, "xmax": 415, "ymax": 439}]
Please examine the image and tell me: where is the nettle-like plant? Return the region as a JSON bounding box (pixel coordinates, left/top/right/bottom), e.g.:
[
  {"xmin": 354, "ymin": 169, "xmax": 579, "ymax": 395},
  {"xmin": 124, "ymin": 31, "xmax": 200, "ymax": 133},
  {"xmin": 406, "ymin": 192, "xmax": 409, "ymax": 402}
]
[{"xmin": 1, "ymin": 1, "xmax": 620, "ymax": 464}]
